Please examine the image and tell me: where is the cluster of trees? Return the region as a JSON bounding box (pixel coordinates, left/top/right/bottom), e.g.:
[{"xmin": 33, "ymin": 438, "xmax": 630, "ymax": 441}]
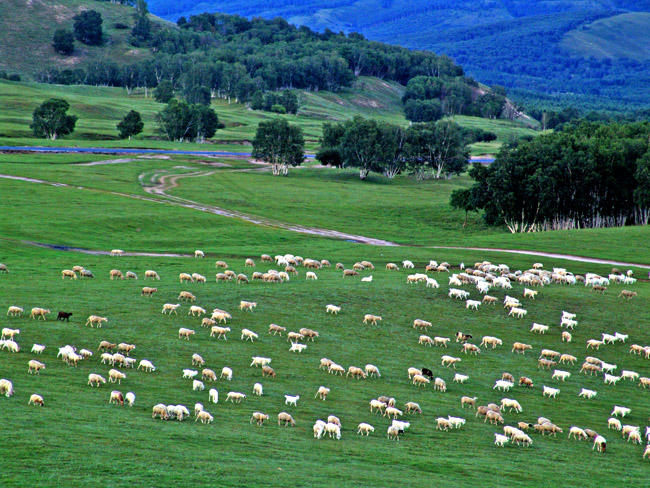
[
  {"xmin": 451, "ymin": 122, "xmax": 650, "ymax": 232},
  {"xmin": 403, "ymin": 76, "xmax": 506, "ymax": 122},
  {"xmin": 155, "ymin": 99, "xmax": 219, "ymax": 142},
  {"xmin": 252, "ymin": 119, "xmax": 304, "ymax": 175},
  {"xmin": 30, "ymin": 99, "xmax": 145, "ymax": 141},
  {"xmin": 316, "ymin": 117, "xmax": 470, "ymax": 180},
  {"xmin": 251, "ymin": 91, "xmax": 299, "ymax": 115}
]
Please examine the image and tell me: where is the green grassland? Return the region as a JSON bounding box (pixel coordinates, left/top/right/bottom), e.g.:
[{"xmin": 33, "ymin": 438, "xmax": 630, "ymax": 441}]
[
  {"xmin": 561, "ymin": 13, "xmax": 650, "ymax": 61},
  {"xmin": 0, "ymin": 0, "xmax": 169, "ymax": 76},
  {"xmin": 0, "ymin": 78, "xmax": 538, "ymax": 154},
  {"xmin": 1, "ymin": 153, "xmax": 649, "ymax": 265},
  {"xmin": 0, "ymin": 183, "xmax": 649, "ymax": 486}
]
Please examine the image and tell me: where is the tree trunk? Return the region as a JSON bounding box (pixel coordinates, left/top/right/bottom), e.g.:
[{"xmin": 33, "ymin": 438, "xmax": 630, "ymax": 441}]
[{"xmin": 359, "ymin": 168, "xmax": 369, "ymax": 180}]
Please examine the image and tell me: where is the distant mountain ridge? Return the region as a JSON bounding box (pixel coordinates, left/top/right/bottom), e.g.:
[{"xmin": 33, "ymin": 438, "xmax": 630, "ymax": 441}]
[{"xmin": 148, "ymin": 0, "xmax": 650, "ymax": 111}]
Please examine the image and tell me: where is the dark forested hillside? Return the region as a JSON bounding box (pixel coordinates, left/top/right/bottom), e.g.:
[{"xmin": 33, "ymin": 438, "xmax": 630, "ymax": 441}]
[{"xmin": 148, "ymin": 0, "xmax": 650, "ymax": 112}]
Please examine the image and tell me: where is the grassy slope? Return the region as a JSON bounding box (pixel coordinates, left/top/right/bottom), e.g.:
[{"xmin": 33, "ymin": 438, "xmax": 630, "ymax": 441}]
[
  {"xmin": 0, "ymin": 79, "xmax": 537, "ymax": 154},
  {"xmin": 1, "ymin": 154, "xmax": 649, "ymax": 265},
  {"xmin": 0, "ymin": 0, "xmax": 168, "ymax": 75},
  {"xmin": 561, "ymin": 12, "xmax": 650, "ymax": 61},
  {"xmin": 0, "ymin": 176, "xmax": 650, "ymax": 486}
]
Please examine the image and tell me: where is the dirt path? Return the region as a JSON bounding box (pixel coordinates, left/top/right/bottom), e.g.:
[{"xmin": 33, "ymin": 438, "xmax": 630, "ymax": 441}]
[{"xmin": 1, "ymin": 172, "xmax": 649, "ymax": 269}]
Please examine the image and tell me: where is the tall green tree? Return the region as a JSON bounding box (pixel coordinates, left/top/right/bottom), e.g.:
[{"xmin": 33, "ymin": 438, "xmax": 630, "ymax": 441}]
[
  {"xmin": 30, "ymin": 99, "xmax": 78, "ymax": 140},
  {"xmin": 131, "ymin": 0, "xmax": 152, "ymax": 45},
  {"xmin": 155, "ymin": 100, "xmax": 218, "ymax": 142},
  {"xmin": 406, "ymin": 121, "xmax": 469, "ymax": 179},
  {"xmin": 73, "ymin": 10, "xmax": 103, "ymax": 46},
  {"xmin": 252, "ymin": 119, "xmax": 304, "ymax": 175},
  {"xmin": 52, "ymin": 29, "xmax": 75, "ymax": 55},
  {"xmin": 117, "ymin": 110, "xmax": 144, "ymax": 140}
]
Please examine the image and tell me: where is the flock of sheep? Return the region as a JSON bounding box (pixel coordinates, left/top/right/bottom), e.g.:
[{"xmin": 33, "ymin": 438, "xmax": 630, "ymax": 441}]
[{"xmin": 1, "ymin": 252, "xmax": 649, "ymax": 460}]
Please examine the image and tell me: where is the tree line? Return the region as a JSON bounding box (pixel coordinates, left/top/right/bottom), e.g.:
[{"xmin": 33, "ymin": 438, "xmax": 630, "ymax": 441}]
[{"xmin": 451, "ymin": 121, "xmax": 650, "ymax": 231}]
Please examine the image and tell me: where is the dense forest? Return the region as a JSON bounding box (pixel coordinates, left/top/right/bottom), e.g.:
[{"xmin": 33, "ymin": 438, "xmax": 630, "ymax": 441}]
[
  {"xmin": 147, "ymin": 0, "xmax": 650, "ymax": 112},
  {"xmin": 38, "ymin": 6, "xmax": 513, "ymax": 122}
]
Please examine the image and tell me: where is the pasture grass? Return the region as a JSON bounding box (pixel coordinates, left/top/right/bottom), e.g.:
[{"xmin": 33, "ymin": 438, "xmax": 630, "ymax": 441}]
[{"xmin": 0, "ymin": 234, "xmax": 649, "ymax": 487}]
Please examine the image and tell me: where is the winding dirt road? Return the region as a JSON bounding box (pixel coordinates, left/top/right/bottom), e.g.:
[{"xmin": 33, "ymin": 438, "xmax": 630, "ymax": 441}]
[{"xmin": 1, "ymin": 172, "xmax": 649, "ymax": 269}]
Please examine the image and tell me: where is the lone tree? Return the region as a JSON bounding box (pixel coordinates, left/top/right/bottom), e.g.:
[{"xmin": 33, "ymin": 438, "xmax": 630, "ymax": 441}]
[
  {"xmin": 30, "ymin": 99, "xmax": 78, "ymax": 140},
  {"xmin": 117, "ymin": 110, "xmax": 144, "ymax": 140},
  {"xmin": 73, "ymin": 10, "xmax": 103, "ymax": 45},
  {"xmin": 252, "ymin": 119, "xmax": 304, "ymax": 175},
  {"xmin": 52, "ymin": 29, "xmax": 75, "ymax": 55}
]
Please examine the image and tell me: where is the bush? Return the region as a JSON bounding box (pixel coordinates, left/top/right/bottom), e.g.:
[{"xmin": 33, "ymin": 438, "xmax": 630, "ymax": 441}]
[
  {"xmin": 52, "ymin": 29, "xmax": 75, "ymax": 55},
  {"xmin": 73, "ymin": 10, "xmax": 103, "ymax": 46},
  {"xmin": 271, "ymin": 104, "xmax": 287, "ymax": 114}
]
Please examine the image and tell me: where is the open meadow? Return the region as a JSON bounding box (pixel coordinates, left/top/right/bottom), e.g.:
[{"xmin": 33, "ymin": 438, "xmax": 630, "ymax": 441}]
[{"xmin": 0, "ymin": 152, "xmax": 649, "ymax": 487}]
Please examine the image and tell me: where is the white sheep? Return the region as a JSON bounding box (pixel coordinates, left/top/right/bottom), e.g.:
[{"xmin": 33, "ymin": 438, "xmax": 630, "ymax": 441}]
[
  {"xmin": 530, "ymin": 323, "xmax": 549, "ymax": 334},
  {"xmin": 225, "ymin": 392, "xmax": 246, "ymax": 403},
  {"xmin": 125, "ymin": 392, "xmax": 135, "ymax": 407},
  {"xmin": 402, "ymin": 260, "xmax": 415, "ymax": 269},
  {"xmin": 161, "ymin": 303, "xmax": 180, "ymax": 315},
  {"xmin": 183, "ymin": 369, "xmax": 199, "ymax": 379},
  {"xmin": 604, "ymin": 374, "xmax": 621, "ymax": 385},
  {"xmin": 561, "ymin": 317, "xmax": 578, "ymax": 329},
  {"xmin": 193, "ymin": 380, "xmax": 205, "ymax": 391},
  {"xmin": 508, "ymin": 307, "xmax": 527, "ymax": 318},
  {"xmin": 494, "ymin": 433, "xmax": 509, "ymax": 447},
  {"xmin": 621, "ymin": 370, "xmax": 639, "ymax": 381},
  {"xmin": 551, "ymin": 370, "xmax": 571, "ymax": 382},
  {"xmin": 195, "ymin": 250, "xmax": 204, "ymax": 258},
  {"xmin": 611, "ymin": 405, "xmax": 631, "ymax": 417},
  {"xmin": 315, "ymin": 386, "xmax": 330, "ymax": 400},
  {"xmin": 494, "ymin": 380, "xmax": 514, "ymax": 391},
  {"xmin": 578, "ymin": 388, "xmax": 597, "ymax": 399},
  {"xmin": 284, "ymin": 394, "xmax": 300, "ymax": 406},
  {"xmin": 289, "ymin": 342, "xmax": 307, "ymax": 353},
  {"xmin": 466, "ymin": 299, "xmax": 481, "ymax": 310},
  {"xmin": 188, "ymin": 306, "xmax": 206, "ymax": 317},
  {"xmin": 543, "ymin": 385, "xmax": 560, "ymax": 398},
  {"xmin": 448, "ymin": 416, "xmax": 466, "ymax": 429},
  {"xmin": 357, "ymin": 423, "xmax": 375, "ymax": 436},
  {"xmin": 241, "ymin": 329, "xmax": 258, "ymax": 342},
  {"xmin": 253, "ymin": 383, "xmax": 263, "ymax": 396},
  {"xmin": 306, "ymin": 271, "xmax": 318, "ymax": 280},
  {"xmin": 426, "ymin": 277, "xmax": 440, "ymax": 288},
  {"xmin": 221, "ymin": 367, "xmax": 233, "ymax": 381},
  {"xmin": 449, "ymin": 288, "xmax": 469, "ymax": 300},
  {"xmin": 209, "ymin": 388, "xmax": 219, "ymax": 404},
  {"xmin": 326, "ymin": 304, "xmax": 341, "ymax": 314},
  {"xmin": 31, "ymin": 344, "xmax": 45, "ymax": 354},
  {"xmin": 453, "ymin": 373, "xmax": 469, "ymax": 384}
]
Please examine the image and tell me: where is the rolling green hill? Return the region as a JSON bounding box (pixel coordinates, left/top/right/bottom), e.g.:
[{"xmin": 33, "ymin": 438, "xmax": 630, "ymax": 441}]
[
  {"xmin": 561, "ymin": 12, "xmax": 650, "ymax": 61},
  {"xmin": 0, "ymin": 0, "xmax": 170, "ymax": 75}
]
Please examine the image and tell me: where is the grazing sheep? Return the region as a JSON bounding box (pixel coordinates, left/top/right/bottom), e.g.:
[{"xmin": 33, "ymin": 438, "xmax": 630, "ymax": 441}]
[
  {"xmin": 454, "ymin": 373, "xmax": 469, "ymax": 384},
  {"xmin": 241, "ymin": 329, "xmax": 259, "ymax": 342},
  {"xmin": 387, "ymin": 425, "xmax": 402, "ymax": 441},
  {"xmin": 2, "ymin": 340, "xmax": 20, "ymax": 353},
  {"xmin": 328, "ymin": 363, "xmax": 345, "ymax": 375},
  {"xmin": 552, "ymin": 370, "xmax": 571, "ymax": 382},
  {"xmin": 436, "ymin": 418, "xmax": 452, "ymax": 431},
  {"xmin": 137, "ymin": 359, "xmax": 155, "ymax": 372},
  {"xmin": 261, "ymin": 365, "xmax": 276, "ymax": 378},
  {"xmin": 501, "ymin": 398, "xmax": 523, "ymax": 413},
  {"xmin": 210, "ymin": 326, "xmax": 231, "ymax": 340},
  {"xmin": 621, "ymin": 370, "xmax": 639, "ymax": 381},
  {"xmin": 211, "ymin": 310, "xmax": 232, "ymax": 323},
  {"xmin": 580, "ymin": 362, "xmax": 601, "ymax": 375},
  {"xmin": 178, "ymin": 291, "xmax": 196, "ymax": 302},
  {"xmin": 152, "ymin": 404, "xmax": 169, "ymax": 420},
  {"xmin": 370, "ymin": 399, "xmax": 387, "ymax": 413},
  {"xmin": 144, "ymin": 270, "xmax": 160, "ymax": 280},
  {"xmin": 434, "ymin": 377, "xmax": 447, "ymax": 392},
  {"xmin": 587, "ymin": 339, "xmax": 604, "ymax": 350},
  {"xmin": 418, "ymin": 335, "xmax": 434, "ymax": 346},
  {"xmin": 407, "ymin": 367, "xmax": 422, "ymax": 379},
  {"xmin": 57, "ymin": 311, "xmax": 74, "ymax": 322},
  {"xmin": 1, "ymin": 328, "xmax": 19, "ymax": 340},
  {"xmin": 110, "ymin": 269, "xmax": 124, "ymax": 280},
  {"xmin": 85, "ymin": 315, "xmax": 108, "ymax": 328},
  {"xmin": 543, "ymin": 385, "xmax": 560, "ymax": 398},
  {"xmin": 183, "ymin": 369, "xmax": 199, "ymax": 379},
  {"xmin": 88, "ymin": 374, "xmax": 106, "ymax": 387},
  {"xmin": 363, "ymin": 314, "xmax": 382, "ymax": 325},
  {"xmin": 462, "ymin": 343, "xmax": 481, "ymax": 355},
  {"xmin": 250, "ymin": 412, "xmax": 269, "ymax": 426},
  {"xmin": 268, "ymin": 323, "xmax": 286, "ymax": 336},
  {"xmin": 562, "ymin": 331, "xmax": 572, "ymax": 343},
  {"xmin": 561, "ymin": 318, "xmax": 578, "ymax": 329},
  {"xmin": 0, "ymin": 263, "xmax": 8, "ymax": 273},
  {"xmin": 314, "ymin": 386, "xmax": 329, "ymax": 400},
  {"xmin": 365, "ymin": 364, "xmax": 381, "ymax": 378},
  {"xmin": 31, "ymin": 344, "xmax": 45, "ymax": 354},
  {"xmin": 162, "ymin": 303, "xmax": 181, "ymax": 315},
  {"xmin": 434, "ymin": 336, "xmax": 450, "ymax": 347},
  {"xmin": 28, "ymin": 394, "xmax": 44, "ymax": 406},
  {"xmin": 109, "ymin": 390, "xmax": 124, "ymax": 406},
  {"xmin": 441, "ymin": 356, "xmax": 461, "ymax": 368},
  {"xmin": 192, "ymin": 354, "xmax": 205, "ymax": 366},
  {"xmin": 618, "ymin": 290, "xmax": 637, "ymax": 299},
  {"xmin": 495, "ymin": 433, "xmax": 510, "ymax": 447},
  {"xmin": 325, "ymin": 304, "xmax": 341, "ymax": 316},
  {"xmin": 494, "ymin": 380, "xmax": 514, "ymax": 392},
  {"xmin": 357, "ymin": 423, "xmax": 375, "ymax": 435},
  {"xmin": 461, "ymin": 396, "xmax": 477, "ymax": 408},
  {"xmin": 523, "ymin": 288, "xmax": 538, "ymax": 299},
  {"xmin": 448, "ymin": 416, "xmax": 466, "ymax": 429},
  {"xmin": 405, "ymin": 402, "xmax": 422, "ymax": 414},
  {"xmin": 509, "ymin": 307, "xmax": 528, "ymax": 319},
  {"xmin": 239, "ymin": 301, "xmax": 257, "ymax": 312},
  {"xmin": 30, "ymin": 308, "xmax": 51, "ymax": 320},
  {"xmin": 187, "ymin": 306, "xmax": 205, "ymax": 317},
  {"xmin": 192, "ymin": 380, "xmax": 205, "ymax": 391},
  {"xmin": 386, "ymin": 263, "xmax": 399, "ymax": 270},
  {"xmin": 593, "ymin": 435, "xmax": 607, "ymax": 452},
  {"xmin": 530, "ymin": 323, "xmax": 549, "ymax": 334},
  {"xmin": 466, "ymin": 300, "xmax": 482, "ymax": 310},
  {"xmin": 141, "ymin": 287, "xmax": 157, "ymax": 296},
  {"xmin": 481, "ymin": 336, "xmax": 503, "ymax": 349},
  {"xmin": 7, "ymin": 306, "xmax": 23, "ymax": 317},
  {"xmin": 512, "ymin": 342, "xmax": 533, "ymax": 354},
  {"xmin": 482, "ymin": 295, "xmax": 497, "ymax": 305},
  {"xmin": 604, "ymin": 374, "xmax": 621, "ymax": 385},
  {"xmin": 611, "ymin": 406, "xmax": 631, "ymax": 417},
  {"xmin": 289, "ymin": 342, "xmax": 307, "ymax": 353},
  {"xmin": 61, "ymin": 269, "xmax": 77, "ymax": 280},
  {"xmin": 448, "ymin": 288, "xmax": 469, "ymax": 300},
  {"xmin": 27, "ymin": 360, "xmax": 45, "ymax": 375},
  {"xmin": 178, "ymin": 328, "xmax": 195, "ymax": 341},
  {"xmin": 278, "ymin": 412, "xmax": 296, "ymax": 427},
  {"xmin": 225, "ymin": 392, "xmax": 246, "ymax": 403},
  {"xmin": 579, "ymin": 388, "xmax": 597, "ymax": 399},
  {"xmin": 385, "ymin": 407, "xmax": 403, "ymax": 419},
  {"xmin": 638, "ymin": 377, "xmax": 650, "ymax": 388},
  {"xmin": 413, "ymin": 319, "xmax": 432, "ymax": 330},
  {"xmin": 250, "ymin": 357, "xmax": 272, "ymax": 368},
  {"xmin": 109, "ymin": 369, "xmax": 126, "ymax": 384},
  {"xmin": 209, "ymin": 388, "xmax": 219, "ymax": 404},
  {"xmin": 200, "ymin": 369, "xmax": 216, "ymax": 382},
  {"xmin": 412, "ymin": 374, "xmax": 431, "ymax": 387},
  {"xmin": 221, "ymin": 367, "xmax": 233, "ymax": 381}
]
